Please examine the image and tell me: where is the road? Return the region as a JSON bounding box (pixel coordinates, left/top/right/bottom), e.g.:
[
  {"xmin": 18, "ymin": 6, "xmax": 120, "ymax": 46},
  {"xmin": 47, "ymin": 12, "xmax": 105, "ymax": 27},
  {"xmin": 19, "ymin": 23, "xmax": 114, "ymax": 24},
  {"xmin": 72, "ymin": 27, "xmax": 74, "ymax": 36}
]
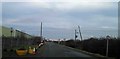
[
  {"xmin": 34, "ymin": 42, "xmax": 99, "ymax": 58},
  {"xmin": 37, "ymin": 42, "xmax": 90, "ymax": 57}
]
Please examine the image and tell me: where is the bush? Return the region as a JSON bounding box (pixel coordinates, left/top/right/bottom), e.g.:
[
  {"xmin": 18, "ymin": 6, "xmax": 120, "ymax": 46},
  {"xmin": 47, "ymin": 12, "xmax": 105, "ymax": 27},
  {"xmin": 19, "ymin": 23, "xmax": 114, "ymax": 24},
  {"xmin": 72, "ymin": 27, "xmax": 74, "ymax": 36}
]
[{"xmin": 64, "ymin": 37, "xmax": 120, "ymax": 58}]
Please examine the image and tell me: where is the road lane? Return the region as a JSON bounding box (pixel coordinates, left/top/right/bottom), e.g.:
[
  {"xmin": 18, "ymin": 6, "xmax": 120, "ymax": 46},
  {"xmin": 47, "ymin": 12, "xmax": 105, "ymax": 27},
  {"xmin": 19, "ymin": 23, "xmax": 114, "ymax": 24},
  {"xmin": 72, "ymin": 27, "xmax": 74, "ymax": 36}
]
[{"xmin": 37, "ymin": 42, "xmax": 98, "ymax": 58}]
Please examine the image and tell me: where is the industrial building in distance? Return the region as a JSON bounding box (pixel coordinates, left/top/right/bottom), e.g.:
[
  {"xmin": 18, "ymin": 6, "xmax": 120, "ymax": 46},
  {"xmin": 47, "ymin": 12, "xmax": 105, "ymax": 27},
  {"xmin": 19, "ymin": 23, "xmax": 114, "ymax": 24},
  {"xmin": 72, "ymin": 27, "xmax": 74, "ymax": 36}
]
[{"xmin": 0, "ymin": 26, "xmax": 33, "ymax": 39}]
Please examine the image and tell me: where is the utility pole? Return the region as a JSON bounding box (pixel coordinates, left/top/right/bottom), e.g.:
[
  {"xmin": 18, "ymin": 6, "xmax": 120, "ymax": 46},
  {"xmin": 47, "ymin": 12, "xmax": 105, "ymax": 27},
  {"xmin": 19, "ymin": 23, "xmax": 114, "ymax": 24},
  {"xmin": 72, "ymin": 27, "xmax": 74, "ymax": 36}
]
[
  {"xmin": 78, "ymin": 25, "xmax": 83, "ymax": 41},
  {"xmin": 40, "ymin": 22, "xmax": 43, "ymax": 40}
]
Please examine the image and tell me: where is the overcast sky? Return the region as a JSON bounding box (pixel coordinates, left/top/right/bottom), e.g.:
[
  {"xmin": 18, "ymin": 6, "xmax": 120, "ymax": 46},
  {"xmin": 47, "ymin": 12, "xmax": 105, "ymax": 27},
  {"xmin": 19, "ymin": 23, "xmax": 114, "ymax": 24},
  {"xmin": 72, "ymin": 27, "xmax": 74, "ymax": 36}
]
[{"xmin": 1, "ymin": 0, "xmax": 119, "ymax": 40}]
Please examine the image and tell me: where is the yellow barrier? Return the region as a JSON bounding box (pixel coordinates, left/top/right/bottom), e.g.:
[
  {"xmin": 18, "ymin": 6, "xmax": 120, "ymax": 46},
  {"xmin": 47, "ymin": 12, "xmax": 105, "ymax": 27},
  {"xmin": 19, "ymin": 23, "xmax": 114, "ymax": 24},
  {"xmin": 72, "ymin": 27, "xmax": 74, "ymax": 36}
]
[{"xmin": 16, "ymin": 50, "xmax": 27, "ymax": 56}]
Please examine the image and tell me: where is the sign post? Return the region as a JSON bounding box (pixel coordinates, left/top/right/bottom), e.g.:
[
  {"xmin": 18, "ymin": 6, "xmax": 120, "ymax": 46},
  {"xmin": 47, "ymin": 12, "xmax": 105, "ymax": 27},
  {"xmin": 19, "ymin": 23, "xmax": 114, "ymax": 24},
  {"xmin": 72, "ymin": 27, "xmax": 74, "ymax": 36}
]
[{"xmin": 10, "ymin": 27, "xmax": 13, "ymax": 48}]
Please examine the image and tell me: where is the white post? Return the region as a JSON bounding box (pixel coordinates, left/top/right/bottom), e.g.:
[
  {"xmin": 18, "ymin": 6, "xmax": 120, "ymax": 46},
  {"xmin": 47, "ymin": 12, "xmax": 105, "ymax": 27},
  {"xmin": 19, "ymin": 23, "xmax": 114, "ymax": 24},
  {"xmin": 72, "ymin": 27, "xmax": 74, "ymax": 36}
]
[
  {"xmin": 106, "ymin": 39, "xmax": 109, "ymax": 57},
  {"xmin": 106, "ymin": 35, "xmax": 110, "ymax": 57}
]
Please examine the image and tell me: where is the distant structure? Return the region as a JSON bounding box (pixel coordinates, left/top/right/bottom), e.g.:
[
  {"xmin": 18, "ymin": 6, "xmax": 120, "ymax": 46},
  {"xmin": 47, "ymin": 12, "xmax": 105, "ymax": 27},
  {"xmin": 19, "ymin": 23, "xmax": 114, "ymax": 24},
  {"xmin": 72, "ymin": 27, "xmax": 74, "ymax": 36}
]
[
  {"xmin": 1, "ymin": 26, "xmax": 33, "ymax": 39},
  {"xmin": 78, "ymin": 25, "xmax": 83, "ymax": 41}
]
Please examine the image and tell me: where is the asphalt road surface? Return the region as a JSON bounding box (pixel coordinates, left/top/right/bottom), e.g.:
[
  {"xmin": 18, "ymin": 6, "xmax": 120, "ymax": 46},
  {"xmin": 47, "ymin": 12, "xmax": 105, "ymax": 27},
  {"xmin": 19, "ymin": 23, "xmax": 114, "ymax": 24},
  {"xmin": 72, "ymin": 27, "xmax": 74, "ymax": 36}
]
[
  {"xmin": 34, "ymin": 42, "xmax": 99, "ymax": 59},
  {"xmin": 37, "ymin": 42, "xmax": 90, "ymax": 57}
]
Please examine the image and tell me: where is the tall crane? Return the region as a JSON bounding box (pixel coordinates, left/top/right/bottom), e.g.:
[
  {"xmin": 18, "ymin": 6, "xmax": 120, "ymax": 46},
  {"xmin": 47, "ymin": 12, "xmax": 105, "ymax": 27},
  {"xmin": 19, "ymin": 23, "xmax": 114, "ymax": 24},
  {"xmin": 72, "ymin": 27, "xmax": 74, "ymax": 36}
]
[{"xmin": 78, "ymin": 25, "xmax": 83, "ymax": 41}]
